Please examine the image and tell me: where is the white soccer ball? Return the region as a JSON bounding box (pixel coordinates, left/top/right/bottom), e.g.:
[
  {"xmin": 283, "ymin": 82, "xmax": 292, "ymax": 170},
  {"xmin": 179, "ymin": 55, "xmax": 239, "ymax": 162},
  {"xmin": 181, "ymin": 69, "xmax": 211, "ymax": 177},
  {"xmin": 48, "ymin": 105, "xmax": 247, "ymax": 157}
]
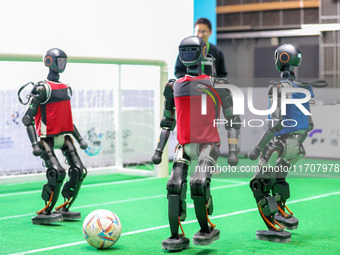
[{"xmin": 82, "ymin": 209, "xmax": 122, "ymax": 249}]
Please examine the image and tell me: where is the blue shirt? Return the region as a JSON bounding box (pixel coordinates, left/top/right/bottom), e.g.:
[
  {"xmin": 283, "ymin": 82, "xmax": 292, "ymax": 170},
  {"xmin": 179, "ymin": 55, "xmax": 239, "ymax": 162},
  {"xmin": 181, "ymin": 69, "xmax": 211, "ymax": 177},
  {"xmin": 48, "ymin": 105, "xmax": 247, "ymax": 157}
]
[{"xmin": 273, "ymin": 80, "xmax": 314, "ymax": 136}]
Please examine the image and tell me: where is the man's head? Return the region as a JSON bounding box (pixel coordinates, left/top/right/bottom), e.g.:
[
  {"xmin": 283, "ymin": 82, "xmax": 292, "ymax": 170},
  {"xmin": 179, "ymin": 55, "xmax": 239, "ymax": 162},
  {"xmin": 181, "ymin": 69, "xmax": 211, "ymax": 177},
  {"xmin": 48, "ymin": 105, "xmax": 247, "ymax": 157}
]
[{"xmin": 194, "ymin": 18, "xmax": 212, "ymax": 44}]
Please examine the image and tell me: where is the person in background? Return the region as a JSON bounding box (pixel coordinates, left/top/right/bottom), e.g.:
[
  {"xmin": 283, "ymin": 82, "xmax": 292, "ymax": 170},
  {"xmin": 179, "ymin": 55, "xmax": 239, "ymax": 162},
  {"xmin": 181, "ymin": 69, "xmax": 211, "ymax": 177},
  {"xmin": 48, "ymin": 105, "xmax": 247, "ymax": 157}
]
[{"xmin": 174, "ymin": 18, "xmax": 227, "ymax": 78}]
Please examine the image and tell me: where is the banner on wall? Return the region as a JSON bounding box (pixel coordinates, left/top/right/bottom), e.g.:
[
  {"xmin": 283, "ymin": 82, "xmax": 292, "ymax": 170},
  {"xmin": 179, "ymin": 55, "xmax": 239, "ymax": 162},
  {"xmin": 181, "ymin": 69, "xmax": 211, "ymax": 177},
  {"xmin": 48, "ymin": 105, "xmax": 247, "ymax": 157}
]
[
  {"xmin": 0, "ymin": 91, "xmax": 43, "ymax": 175},
  {"xmin": 304, "ymin": 105, "xmax": 340, "ymax": 159},
  {"xmin": 73, "ymin": 108, "xmax": 154, "ymax": 167},
  {"xmin": 0, "ymin": 90, "xmax": 155, "ymax": 175}
]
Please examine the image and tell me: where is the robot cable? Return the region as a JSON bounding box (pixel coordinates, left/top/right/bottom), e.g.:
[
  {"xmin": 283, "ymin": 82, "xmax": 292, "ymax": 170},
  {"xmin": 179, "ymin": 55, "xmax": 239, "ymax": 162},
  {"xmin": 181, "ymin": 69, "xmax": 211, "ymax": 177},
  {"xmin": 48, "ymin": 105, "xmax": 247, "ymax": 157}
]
[{"xmin": 36, "ymin": 191, "xmax": 54, "ymax": 215}]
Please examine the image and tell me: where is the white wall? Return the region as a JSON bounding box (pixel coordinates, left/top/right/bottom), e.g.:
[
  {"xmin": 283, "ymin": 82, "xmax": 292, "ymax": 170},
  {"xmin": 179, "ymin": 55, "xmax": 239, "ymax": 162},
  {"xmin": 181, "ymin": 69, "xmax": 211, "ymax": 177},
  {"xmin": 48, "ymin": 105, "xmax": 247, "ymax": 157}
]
[{"xmin": 0, "ymin": 0, "xmax": 194, "ymax": 88}]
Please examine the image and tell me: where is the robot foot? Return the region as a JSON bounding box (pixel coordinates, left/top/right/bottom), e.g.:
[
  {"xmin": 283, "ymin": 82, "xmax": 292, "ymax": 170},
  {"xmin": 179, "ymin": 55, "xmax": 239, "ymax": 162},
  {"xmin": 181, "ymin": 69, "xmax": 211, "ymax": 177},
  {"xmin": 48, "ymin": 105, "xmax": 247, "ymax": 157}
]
[
  {"xmin": 256, "ymin": 230, "xmax": 291, "ymax": 243},
  {"xmin": 274, "ymin": 213, "xmax": 299, "ymax": 230},
  {"xmin": 52, "ymin": 210, "xmax": 81, "ymax": 220},
  {"xmin": 193, "ymin": 226, "xmax": 220, "ymax": 246},
  {"xmin": 161, "ymin": 234, "xmax": 190, "ymax": 251},
  {"xmin": 31, "ymin": 212, "xmax": 63, "ymax": 225}
]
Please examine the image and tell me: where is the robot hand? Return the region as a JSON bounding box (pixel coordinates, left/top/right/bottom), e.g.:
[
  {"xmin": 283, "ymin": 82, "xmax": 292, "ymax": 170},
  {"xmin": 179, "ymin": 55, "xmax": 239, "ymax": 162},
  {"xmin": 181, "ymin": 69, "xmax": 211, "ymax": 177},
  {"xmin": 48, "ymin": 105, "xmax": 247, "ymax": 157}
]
[
  {"xmin": 160, "ymin": 118, "xmax": 176, "ymax": 131},
  {"xmin": 307, "ymin": 121, "xmax": 314, "ymax": 132},
  {"xmin": 78, "ymin": 139, "xmax": 88, "ymax": 150},
  {"xmin": 248, "ymin": 147, "xmax": 262, "ymax": 160},
  {"xmin": 32, "ymin": 142, "xmax": 43, "ymax": 156},
  {"xmin": 228, "ymin": 151, "xmax": 239, "ymax": 166},
  {"xmin": 152, "ymin": 149, "xmax": 163, "ymax": 165}
]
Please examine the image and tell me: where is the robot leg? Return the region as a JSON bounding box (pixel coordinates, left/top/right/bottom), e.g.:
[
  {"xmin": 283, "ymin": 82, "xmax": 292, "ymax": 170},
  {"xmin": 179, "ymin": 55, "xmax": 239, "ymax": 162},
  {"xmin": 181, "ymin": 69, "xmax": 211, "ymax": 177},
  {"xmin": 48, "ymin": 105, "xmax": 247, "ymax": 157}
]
[
  {"xmin": 162, "ymin": 144, "xmax": 190, "ymax": 251},
  {"xmin": 281, "ymin": 134, "xmax": 306, "ymax": 166},
  {"xmin": 272, "ymin": 175, "xmax": 298, "ymax": 230},
  {"xmin": 53, "ymin": 135, "xmax": 87, "ymax": 220},
  {"xmin": 190, "ymin": 143, "xmax": 220, "ymax": 246},
  {"xmin": 258, "ymin": 138, "xmax": 283, "ymax": 169},
  {"xmin": 273, "ymin": 136, "xmax": 304, "ymax": 229},
  {"xmin": 32, "ymin": 138, "xmax": 66, "ymax": 225},
  {"xmin": 249, "ymin": 140, "xmax": 291, "ymax": 242}
]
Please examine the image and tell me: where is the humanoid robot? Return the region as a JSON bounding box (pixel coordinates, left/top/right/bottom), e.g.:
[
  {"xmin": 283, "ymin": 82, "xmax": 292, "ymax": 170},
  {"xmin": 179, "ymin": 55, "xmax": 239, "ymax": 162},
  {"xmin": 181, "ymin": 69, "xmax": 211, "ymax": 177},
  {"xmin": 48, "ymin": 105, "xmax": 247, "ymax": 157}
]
[
  {"xmin": 19, "ymin": 48, "xmax": 88, "ymax": 225},
  {"xmin": 248, "ymin": 44, "xmax": 327, "ymax": 242},
  {"xmin": 152, "ymin": 36, "xmax": 240, "ymax": 251}
]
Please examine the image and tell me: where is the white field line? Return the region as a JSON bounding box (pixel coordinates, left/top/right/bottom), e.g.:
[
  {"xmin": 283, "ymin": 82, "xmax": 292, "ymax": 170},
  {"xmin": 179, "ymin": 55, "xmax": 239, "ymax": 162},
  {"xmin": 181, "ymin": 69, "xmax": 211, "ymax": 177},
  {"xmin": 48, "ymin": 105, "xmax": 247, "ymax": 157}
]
[
  {"xmin": 9, "ymin": 190, "xmax": 340, "ymax": 255},
  {"xmin": 0, "ymin": 178, "xmax": 244, "ymax": 198},
  {"xmin": 213, "ymin": 179, "xmax": 249, "ymax": 184},
  {"xmin": 0, "ymin": 177, "xmax": 160, "ymax": 198},
  {"xmin": 0, "ymin": 182, "xmax": 247, "ymax": 221}
]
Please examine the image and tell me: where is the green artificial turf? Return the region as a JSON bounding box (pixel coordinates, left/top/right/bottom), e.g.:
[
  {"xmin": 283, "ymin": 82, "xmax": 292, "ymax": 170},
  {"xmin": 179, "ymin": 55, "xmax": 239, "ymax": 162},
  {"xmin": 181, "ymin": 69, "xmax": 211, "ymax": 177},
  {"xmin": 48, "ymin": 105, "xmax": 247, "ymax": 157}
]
[{"xmin": 0, "ymin": 158, "xmax": 340, "ymax": 255}]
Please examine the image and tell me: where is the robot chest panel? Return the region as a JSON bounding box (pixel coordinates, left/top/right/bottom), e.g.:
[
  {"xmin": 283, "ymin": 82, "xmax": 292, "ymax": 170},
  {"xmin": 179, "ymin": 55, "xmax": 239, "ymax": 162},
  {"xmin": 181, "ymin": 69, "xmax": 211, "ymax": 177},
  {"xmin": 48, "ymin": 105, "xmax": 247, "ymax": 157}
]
[
  {"xmin": 173, "ymin": 80, "xmax": 213, "ymax": 98},
  {"xmin": 46, "ymin": 82, "xmax": 70, "ymax": 104}
]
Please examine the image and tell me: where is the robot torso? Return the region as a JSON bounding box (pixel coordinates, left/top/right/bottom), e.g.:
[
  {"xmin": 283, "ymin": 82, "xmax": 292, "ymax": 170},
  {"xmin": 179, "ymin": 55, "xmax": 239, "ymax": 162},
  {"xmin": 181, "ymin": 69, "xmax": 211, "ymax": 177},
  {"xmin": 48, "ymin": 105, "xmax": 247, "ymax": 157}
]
[
  {"xmin": 174, "ymin": 74, "xmax": 221, "ymax": 145},
  {"xmin": 274, "ymin": 80, "xmax": 314, "ymax": 136},
  {"xmin": 35, "ymin": 81, "xmax": 74, "ymax": 137}
]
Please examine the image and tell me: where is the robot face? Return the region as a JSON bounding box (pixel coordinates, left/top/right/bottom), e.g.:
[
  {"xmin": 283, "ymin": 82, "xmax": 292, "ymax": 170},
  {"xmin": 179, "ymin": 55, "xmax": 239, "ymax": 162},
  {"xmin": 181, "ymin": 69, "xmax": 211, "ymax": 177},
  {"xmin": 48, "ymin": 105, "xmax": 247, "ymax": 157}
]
[
  {"xmin": 179, "ymin": 46, "xmax": 201, "ymax": 63},
  {"xmin": 57, "ymin": 58, "xmax": 67, "ymax": 73},
  {"xmin": 178, "ymin": 36, "xmax": 207, "ymax": 67}
]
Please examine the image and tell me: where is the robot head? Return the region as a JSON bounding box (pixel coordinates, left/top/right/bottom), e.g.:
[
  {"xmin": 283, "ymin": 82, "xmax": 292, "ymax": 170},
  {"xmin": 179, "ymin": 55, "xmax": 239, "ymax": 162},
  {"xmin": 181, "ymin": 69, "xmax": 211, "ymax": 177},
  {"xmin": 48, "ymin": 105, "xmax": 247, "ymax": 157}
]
[
  {"xmin": 274, "ymin": 44, "xmax": 302, "ymax": 72},
  {"xmin": 43, "ymin": 48, "xmax": 67, "ymax": 73},
  {"xmin": 179, "ymin": 36, "xmax": 207, "ymax": 67}
]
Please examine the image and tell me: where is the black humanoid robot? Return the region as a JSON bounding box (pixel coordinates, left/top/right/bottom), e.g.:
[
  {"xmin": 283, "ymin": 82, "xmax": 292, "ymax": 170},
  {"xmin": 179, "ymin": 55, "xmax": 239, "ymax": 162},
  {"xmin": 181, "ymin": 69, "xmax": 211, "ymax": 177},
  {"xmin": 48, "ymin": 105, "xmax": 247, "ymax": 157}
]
[
  {"xmin": 248, "ymin": 44, "xmax": 327, "ymax": 242},
  {"xmin": 19, "ymin": 48, "xmax": 88, "ymax": 225},
  {"xmin": 152, "ymin": 36, "xmax": 240, "ymax": 251}
]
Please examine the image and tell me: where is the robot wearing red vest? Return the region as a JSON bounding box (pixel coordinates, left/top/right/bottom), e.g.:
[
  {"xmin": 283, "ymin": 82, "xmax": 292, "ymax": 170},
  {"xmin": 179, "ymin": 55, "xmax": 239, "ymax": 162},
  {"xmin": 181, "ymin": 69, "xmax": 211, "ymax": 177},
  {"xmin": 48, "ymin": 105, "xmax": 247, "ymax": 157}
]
[
  {"xmin": 20, "ymin": 48, "xmax": 88, "ymax": 225},
  {"xmin": 152, "ymin": 36, "xmax": 240, "ymax": 251}
]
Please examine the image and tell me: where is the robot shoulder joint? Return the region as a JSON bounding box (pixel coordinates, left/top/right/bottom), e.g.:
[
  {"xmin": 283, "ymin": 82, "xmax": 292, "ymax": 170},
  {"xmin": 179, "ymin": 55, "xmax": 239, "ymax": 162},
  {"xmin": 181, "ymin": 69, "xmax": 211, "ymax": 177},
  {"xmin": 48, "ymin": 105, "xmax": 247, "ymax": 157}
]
[{"xmin": 32, "ymin": 81, "xmax": 51, "ymax": 104}]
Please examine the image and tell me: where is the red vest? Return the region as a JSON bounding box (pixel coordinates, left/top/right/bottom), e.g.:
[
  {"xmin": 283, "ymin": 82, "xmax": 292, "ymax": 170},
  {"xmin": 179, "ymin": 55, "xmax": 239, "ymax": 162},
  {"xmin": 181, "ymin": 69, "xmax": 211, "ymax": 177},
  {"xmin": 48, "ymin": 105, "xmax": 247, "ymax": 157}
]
[
  {"xmin": 35, "ymin": 81, "xmax": 74, "ymax": 137},
  {"xmin": 174, "ymin": 75, "xmax": 221, "ymax": 145}
]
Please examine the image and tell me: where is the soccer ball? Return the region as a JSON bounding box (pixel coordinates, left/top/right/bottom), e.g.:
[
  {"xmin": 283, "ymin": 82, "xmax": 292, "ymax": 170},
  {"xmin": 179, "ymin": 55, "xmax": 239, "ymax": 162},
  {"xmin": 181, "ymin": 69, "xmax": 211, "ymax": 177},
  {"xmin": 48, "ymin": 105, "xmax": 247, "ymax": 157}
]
[{"xmin": 82, "ymin": 209, "xmax": 122, "ymax": 249}]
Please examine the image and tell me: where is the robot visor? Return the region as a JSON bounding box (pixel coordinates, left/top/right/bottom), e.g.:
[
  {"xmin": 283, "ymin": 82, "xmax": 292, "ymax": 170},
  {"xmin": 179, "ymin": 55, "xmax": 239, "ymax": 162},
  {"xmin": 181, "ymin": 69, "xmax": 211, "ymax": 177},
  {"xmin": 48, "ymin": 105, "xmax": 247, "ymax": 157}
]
[
  {"xmin": 179, "ymin": 47, "xmax": 201, "ymax": 62},
  {"xmin": 57, "ymin": 58, "xmax": 67, "ymax": 71}
]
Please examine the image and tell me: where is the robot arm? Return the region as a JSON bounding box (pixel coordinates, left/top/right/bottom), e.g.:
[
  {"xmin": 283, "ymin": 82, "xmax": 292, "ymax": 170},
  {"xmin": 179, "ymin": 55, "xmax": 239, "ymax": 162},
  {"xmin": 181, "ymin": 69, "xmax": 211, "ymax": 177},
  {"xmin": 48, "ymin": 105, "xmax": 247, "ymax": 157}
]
[
  {"xmin": 306, "ymin": 92, "xmax": 314, "ymax": 133},
  {"xmin": 21, "ymin": 83, "xmax": 49, "ymax": 156},
  {"xmin": 71, "ymin": 124, "xmax": 88, "ymax": 150},
  {"xmin": 299, "ymin": 104, "xmax": 314, "ymax": 143},
  {"xmin": 216, "ymin": 78, "xmax": 240, "ymax": 166},
  {"xmin": 152, "ymin": 79, "xmax": 176, "ymax": 165},
  {"xmin": 307, "ymin": 115, "xmax": 314, "ymax": 132},
  {"xmin": 248, "ymin": 82, "xmax": 286, "ymax": 160}
]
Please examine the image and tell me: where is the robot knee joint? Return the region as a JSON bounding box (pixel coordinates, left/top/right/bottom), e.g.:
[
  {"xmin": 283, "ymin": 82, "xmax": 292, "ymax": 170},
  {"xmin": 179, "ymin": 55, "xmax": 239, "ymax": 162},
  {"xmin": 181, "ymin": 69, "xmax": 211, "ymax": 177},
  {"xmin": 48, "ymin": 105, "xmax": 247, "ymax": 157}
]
[
  {"xmin": 250, "ymin": 178, "xmax": 270, "ymax": 200},
  {"xmin": 46, "ymin": 167, "xmax": 66, "ymax": 185},
  {"xmin": 167, "ymin": 178, "xmax": 183, "ymax": 195},
  {"xmin": 68, "ymin": 166, "xmax": 87, "ymax": 182},
  {"xmin": 42, "ymin": 168, "xmax": 65, "ymax": 202},
  {"xmin": 190, "ymin": 177, "xmax": 210, "ymax": 197},
  {"xmin": 272, "ymin": 180, "xmax": 290, "ymax": 200}
]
